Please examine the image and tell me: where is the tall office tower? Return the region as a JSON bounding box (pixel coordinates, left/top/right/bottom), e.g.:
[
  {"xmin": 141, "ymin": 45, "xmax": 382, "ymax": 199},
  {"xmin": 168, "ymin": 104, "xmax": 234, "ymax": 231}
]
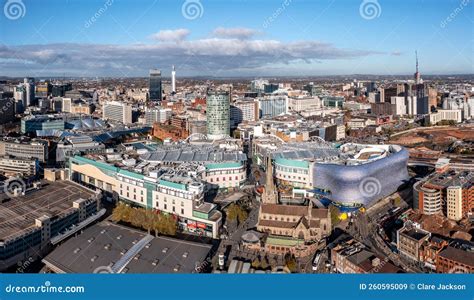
[
  {"xmin": 171, "ymin": 65, "xmax": 176, "ymax": 94},
  {"xmin": 102, "ymin": 101, "xmax": 133, "ymax": 124},
  {"xmin": 24, "ymin": 77, "xmax": 35, "ymax": 107},
  {"xmin": 206, "ymin": 91, "xmax": 230, "ymax": 139},
  {"xmin": 149, "ymin": 69, "xmax": 162, "ymax": 101}
]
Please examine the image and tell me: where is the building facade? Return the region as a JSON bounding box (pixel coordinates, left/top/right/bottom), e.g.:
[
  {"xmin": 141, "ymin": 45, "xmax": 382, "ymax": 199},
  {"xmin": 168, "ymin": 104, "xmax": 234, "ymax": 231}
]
[{"xmin": 206, "ymin": 91, "xmax": 230, "ymax": 139}]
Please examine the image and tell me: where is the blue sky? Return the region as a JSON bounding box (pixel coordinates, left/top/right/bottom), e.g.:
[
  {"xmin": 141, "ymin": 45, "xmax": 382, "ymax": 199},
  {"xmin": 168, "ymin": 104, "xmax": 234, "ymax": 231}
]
[{"xmin": 0, "ymin": 0, "xmax": 472, "ymax": 77}]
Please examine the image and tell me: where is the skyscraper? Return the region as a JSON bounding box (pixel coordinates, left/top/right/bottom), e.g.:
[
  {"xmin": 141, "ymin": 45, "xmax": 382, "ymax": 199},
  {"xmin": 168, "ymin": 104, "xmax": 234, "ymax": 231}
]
[
  {"xmin": 24, "ymin": 77, "xmax": 35, "ymax": 107},
  {"xmin": 206, "ymin": 91, "xmax": 230, "ymax": 139},
  {"xmin": 171, "ymin": 65, "xmax": 176, "ymax": 94},
  {"xmin": 149, "ymin": 69, "xmax": 162, "ymax": 101}
]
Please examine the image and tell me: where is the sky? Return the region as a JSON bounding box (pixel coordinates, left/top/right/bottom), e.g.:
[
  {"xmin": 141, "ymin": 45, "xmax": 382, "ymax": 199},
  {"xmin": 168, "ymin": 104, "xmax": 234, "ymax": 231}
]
[{"xmin": 0, "ymin": 0, "xmax": 472, "ymax": 77}]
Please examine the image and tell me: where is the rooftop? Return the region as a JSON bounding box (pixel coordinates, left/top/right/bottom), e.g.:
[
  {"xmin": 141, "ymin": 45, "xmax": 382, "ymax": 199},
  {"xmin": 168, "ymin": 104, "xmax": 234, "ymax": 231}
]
[
  {"xmin": 0, "ymin": 180, "xmax": 95, "ymax": 242},
  {"xmin": 42, "ymin": 221, "xmax": 212, "ymax": 273}
]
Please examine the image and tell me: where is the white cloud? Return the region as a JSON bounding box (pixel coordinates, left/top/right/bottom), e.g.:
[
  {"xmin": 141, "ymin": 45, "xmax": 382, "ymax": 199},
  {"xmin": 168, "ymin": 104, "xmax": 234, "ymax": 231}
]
[
  {"xmin": 0, "ymin": 31, "xmax": 382, "ymax": 76},
  {"xmin": 212, "ymin": 27, "xmax": 259, "ymax": 39},
  {"xmin": 149, "ymin": 29, "xmax": 190, "ymax": 42}
]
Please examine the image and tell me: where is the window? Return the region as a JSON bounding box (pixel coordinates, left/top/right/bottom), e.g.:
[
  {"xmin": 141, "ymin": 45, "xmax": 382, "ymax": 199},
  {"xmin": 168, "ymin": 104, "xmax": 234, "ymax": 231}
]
[
  {"xmin": 181, "ymin": 208, "xmax": 184, "ymax": 214},
  {"xmin": 164, "ymin": 204, "xmax": 167, "ymax": 210}
]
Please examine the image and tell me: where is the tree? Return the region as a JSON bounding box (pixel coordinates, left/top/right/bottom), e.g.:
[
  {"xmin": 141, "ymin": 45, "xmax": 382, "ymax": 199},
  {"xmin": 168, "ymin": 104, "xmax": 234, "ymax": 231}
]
[
  {"xmin": 227, "ymin": 203, "xmax": 248, "ymax": 225},
  {"xmin": 111, "ymin": 202, "xmax": 127, "ymax": 222},
  {"xmin": 251, "ymin": 257, "xmax": 261, "ymax": 269},
  {"xmin": 329, "ymin": 205, "xmax": 341, "ymax": 227},
  {"xmin": 111, "ymin": 202, "xmax": 177, "ymax": 236},
  {"xmin": 284, "ymin": 253, "xmax": 298, "ymax": 273}
]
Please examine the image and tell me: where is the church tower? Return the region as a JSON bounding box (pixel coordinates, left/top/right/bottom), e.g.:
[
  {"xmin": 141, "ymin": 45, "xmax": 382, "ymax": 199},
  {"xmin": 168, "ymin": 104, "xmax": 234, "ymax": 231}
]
[{"xmin": 262, "ymin": 156, "xmax": 278, "ymax": 204}]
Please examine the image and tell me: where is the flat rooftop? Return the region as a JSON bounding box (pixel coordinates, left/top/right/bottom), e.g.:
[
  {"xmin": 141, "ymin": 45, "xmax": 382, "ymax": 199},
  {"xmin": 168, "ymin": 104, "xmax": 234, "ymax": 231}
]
[
  {"xmin": 43, "ymin": 221, "xmax": 212, "ymax": 273},
  {"xmin": 0, "ymin": 180, "xmax": 95, "ymax": 241},
  {"xmin": 428, "ymin": 170, "xmax": 473, "ymax": 189}
]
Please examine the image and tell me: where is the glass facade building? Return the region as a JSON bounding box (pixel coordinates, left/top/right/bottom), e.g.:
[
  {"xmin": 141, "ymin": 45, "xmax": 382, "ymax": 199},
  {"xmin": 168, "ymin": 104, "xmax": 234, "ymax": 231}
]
[
  {"xmin": 206, "ymin": 91, "xmax": 230, "ymax": 139},
  {"xmin": 149, "ymin": 69, "xmax": 162, "ymax": 101}
]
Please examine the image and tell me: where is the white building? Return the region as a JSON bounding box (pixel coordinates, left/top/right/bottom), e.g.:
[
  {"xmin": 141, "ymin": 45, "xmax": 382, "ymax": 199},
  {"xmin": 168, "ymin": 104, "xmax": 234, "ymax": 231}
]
[
  {"xmin": 288, "ymin": 96, "xmax": 321, "ymax": 113},
  {"xmin": 428, "ymin": 109, "xmax": 462, "ymax": 124},
  {"xmin": 258, "ymin": 95, "xmax": 287, "ymax": 118},
  {"xmin": 230, "ymin": 100, "xmax": 258, "ymax": 128},
  {"xmin": 144, "ymin": 107, "xmax": 172, "ymax": 126},
  {"xmin": 391, "ymin": 96, "xmax": 407, "ymax": 116},
  {"xmin": 102, "ymin": 101, "xmax": 133, "ymax": 124}
]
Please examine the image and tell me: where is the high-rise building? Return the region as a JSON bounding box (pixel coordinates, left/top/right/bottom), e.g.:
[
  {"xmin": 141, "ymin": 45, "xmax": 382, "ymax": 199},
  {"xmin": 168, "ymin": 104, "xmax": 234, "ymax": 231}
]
[
  {"xmin": 171, "ymin": 65, "xmax": 176, "ymax": 94},
  {"xmin": 144, "ymin": 107, "xmax": 172, "ymax": 126},
  {"xmin": 206, "ymin": 91, "xmax": 230, "ymax": 139},
  {"xmin": 36, "ymin": 81, "xmax": 51, "ymax": 98},
  {"xmin": 230, "ymin": 100, "xmax": 259, "ymax": 128},
  {"xmin": 102, "ymin": 101, "xmax": 133, "ymax": 124},
  {"xmin": 149, "ymin": 69, "xmax": 162, "ymax": 101},
  {"xmin": 23, "ymin": 77, "xmax": 35, "ymax": 107},
  {"xmin": 258, "ymin": 96, "xmax": 287, "ymax": 118},
  {"xmin": 51, "ymin": 83, "xmax": 72, "ymax": 97}
]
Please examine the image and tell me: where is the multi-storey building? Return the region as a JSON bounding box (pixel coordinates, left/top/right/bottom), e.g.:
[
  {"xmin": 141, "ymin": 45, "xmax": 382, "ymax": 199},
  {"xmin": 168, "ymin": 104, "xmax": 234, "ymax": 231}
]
[
  {"xmin": 144, "ymin": 107, "xmax": 172, "ymax": 126},
  {"xmin": 230, "ymin": 99, "xmax": 258, "ymax": 128},
  {"xmin": 102, "ymin": 101, "xmax": 133, "ymax": 124},
  {"xmin": 446, "ymin": 186, "xmax": 463, "ymax": 221},
  {"xmin": 287, "ymin": 96, "xmax": 321, "ymax": 113},
  {"xmin": 207, "ymin": 91, "xmax": 230, "ymax": 139},
  {"xmin": 0, "ymin": 180, "xmax": 101, "ymax": 272},
  {"xmin": 149, "ymin": 69, "xmax": 162, "ymax": 101},
  {"xmin": 0, "ymin": 138, "xmax": 48, "ymax": 163},
  {"xmin": 257, "ymin": 96, "xmax": 287, "ymax": 118},
  {"xmin": 69, "ymin": 155, "xmax": 222, "ymax": 238},
  {"xmin": 0, "ymin": 156, "xmax": 38, "ymax": 177},
  {"xmin": 397, "ymin": 222, "xmax": 430, "ymax": 262},
  {"xmin": 414, "ymin": 170, "xmax": 473, "ymax": 218}
]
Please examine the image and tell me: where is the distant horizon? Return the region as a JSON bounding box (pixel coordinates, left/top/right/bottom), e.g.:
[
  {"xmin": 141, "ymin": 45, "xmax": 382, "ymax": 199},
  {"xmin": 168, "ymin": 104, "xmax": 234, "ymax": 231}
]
[
  {"xmin": 1, "ymin": 73, "xmax": 473, "ymax": 81},
  {"xmin": 1, "ymin": 0, "xmax": 472, "ymax": 77}
]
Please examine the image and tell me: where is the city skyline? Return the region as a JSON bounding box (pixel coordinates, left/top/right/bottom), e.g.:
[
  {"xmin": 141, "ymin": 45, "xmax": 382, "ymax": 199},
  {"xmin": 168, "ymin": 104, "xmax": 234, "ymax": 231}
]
[{"xmin": 0, "ymin": 0, "xmax": 472, "ymax": 77}]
